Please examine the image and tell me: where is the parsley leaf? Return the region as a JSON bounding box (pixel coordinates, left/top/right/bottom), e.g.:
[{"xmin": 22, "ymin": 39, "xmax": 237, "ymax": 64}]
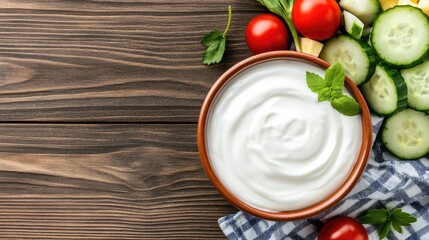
[
  {"xmin": 305, "ymin": 62, "xmax": 361, "ymax": 116},
  {"xmin": 201, "ymin": 6, "xmax": 232, "ymax": 65},
  {"xmin": 202, "ymin": 32, "xmax": 226, "ymax": 65},
  {"xmin": 359, "ymin": 208, "xmax": 417, "ymax": 240},
  {"xmin": 257, "ymin": 0, "xmax": 301, "ymax": 51},
  {"xmin": 202, "ymin": 30, "xmax": 223, "ymax": 47}
]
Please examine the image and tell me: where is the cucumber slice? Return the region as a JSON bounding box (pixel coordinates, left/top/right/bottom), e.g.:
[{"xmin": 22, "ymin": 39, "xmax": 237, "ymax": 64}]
[
  {"xmin": 382, "ymin": 109, "xmax": 429, "ymax": 160},
  {"xmin": 320, "ymin": 35, "xmax": 377, "ymax": 85},
  {"xmin": 361, "ymin": 64, "xmax": 407, "ymax": 115},
  {"xmin": 401, "ymin": 60, "xmax": 429, "ymax": 111},
  {"xmin": 371, "ymin": 5, "xmax": 429, "ymax": 68},
  {"xmin": 343, "ymin": 10, "xmax": 364, "ymax": 39},
  {"xmin": 339, "ymin": 0, "xmax": 381, "ymax": 25}
]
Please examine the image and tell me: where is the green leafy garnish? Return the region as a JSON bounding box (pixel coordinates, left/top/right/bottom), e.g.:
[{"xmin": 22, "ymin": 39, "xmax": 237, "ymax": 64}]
[
  {"xmin": 331, "ymin": 96, "xmax": 362, "ymax": 116},
  {"xmin": 306, "ymin": 62, "xmax": 361, "ymax": 116},
  {"xmin": 201, "ymin": 6, "xmax": 232, "ymax": 65},
  {"xmin": 360, "ymin": 208, "xmax": 417, "ymax": 239},
  {"xmin": 257, "ymin": 0, "xmax": 301, "ymax": 51}
]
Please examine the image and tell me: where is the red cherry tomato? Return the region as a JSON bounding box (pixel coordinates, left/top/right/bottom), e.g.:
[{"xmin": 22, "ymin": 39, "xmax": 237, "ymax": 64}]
[
  {"xmin": 292, "ymin": 0, "xmax": 342, "ymax": 41},
  {"xmin": 318, "ymin": 217, "xmax": 368, "ymax": 240},
  {"xmin": 245, "ymin": 14, "xmax": 290, "ymax": 55}
]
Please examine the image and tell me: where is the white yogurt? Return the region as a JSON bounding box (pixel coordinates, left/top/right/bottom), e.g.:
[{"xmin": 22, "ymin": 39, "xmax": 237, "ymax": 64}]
[{"xmin": 206, "ymin": 60, "xmax": 362, "ymax": 212}]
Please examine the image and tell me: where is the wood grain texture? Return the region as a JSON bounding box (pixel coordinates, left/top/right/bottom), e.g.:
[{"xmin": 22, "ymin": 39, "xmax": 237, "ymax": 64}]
[
  {"xmin": 0, "ymin": 0, "xmax": 265, "ymax": 122},
  {"xmin": 0, "ymin": 1, "xmax": 256, "ymax": 238},
  {"xmin": 0, "ymin": 123, "xmax": 236, "ymax": 239}
]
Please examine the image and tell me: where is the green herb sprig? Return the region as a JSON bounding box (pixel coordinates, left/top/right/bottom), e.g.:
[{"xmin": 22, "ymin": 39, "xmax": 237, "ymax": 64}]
[
  {"xmin": 360, "ymin": 208, "xmax": 417, "ymax": 239},
  {"xmin": 257, "ymin": 0, "xmax": 300, "ymax": 51},
  {"xmin": 306, "ymin": 62, "xmax": 361, "ymax": 116},
  {"xmin": 201, "ymin": 6, "xmax": 232, "ymax": 65}
]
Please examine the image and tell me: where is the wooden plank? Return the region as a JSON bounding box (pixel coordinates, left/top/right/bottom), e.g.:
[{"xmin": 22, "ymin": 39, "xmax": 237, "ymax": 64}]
[
  {"xmin": 0, "ymin": 123, "xmax": 236, "ymax": 239},
  {"xmin": 0, "ymin": 0, "xmax": 265, "ymax": 122}
]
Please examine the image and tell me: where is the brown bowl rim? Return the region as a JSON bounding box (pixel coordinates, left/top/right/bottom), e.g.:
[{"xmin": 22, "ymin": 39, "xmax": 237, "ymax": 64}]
[{"xmin": 197, "ymin": 51, "xmax": 372, "ymax": 221}]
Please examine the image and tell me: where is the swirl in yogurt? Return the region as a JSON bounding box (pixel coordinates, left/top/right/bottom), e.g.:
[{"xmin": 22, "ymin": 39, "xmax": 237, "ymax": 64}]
[{"xmin": 206, "ymin": 60, "xmax": 362, "ymax": 212}]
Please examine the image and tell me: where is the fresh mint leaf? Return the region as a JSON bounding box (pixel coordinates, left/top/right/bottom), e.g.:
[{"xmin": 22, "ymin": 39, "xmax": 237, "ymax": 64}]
[
  {"xmin": 331, "ymin": 96, "xmax": 361, "ymax": 116},
  {"xmin": 360, "ymin": 209, "xmax": 389, "ymax": 225},
  {"xmin": 257, "ymin": 0, "xmax": 301, "ymax": 51},
  {"xmin": 306, "ymin": 72, "xmax": 326, "ymax": 93},
  {"xmin": 325, "ymin": 62, "xmax": 345, "ymax": 87},
  {"xmin": 318, "ymin": 88, "xmax": 331, "ymax": 102},
  {"xmin": 331, "ymin": 85, "xmax": 343, "ymax": 98},
  {"xmin": 201, "ymin": 6, "xmax": 232, "ymax": 65},
  {"xmin": 306, "ymin": 63, "xmax": 361, "ymax": 116}
]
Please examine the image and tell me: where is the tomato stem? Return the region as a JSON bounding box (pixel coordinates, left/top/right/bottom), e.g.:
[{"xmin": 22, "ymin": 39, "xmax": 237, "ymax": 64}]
[
  {"xmin": 278, "ymin": 1, "xmax": 300, "ymax": 51},
  {"xmin": 257, "ymin": 0, "xmax": 301, "ymax": 51},
  {"xmin": 223, "ymin": 6, "xmax": 232, "ymax": 36},
  {"xmin": 285, "ymin": 18, "xmax": 301, "ymax": 52}
]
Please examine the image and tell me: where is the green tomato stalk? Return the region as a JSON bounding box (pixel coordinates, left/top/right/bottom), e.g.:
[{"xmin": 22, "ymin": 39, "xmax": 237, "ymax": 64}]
[{"xmin": 257, "ymin": 0, "xmax": 301, "ymax": 51}]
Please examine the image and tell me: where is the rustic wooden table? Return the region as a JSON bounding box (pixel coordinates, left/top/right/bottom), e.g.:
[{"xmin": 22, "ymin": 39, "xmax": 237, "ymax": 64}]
[{"xmin": 0, "ymin": 1, "xmax": 266, "ymax": 239}]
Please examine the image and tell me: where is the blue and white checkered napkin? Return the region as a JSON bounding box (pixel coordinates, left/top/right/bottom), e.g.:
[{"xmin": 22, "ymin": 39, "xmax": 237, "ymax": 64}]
[{"xmin": 218, "ymin": 115, "xmax": 429, "ymax": 240}]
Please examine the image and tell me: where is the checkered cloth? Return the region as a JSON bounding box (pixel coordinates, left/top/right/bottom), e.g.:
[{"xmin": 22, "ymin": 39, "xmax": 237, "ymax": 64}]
[{"xmin": 218, "ymin": 115, "xmax": 429, "ymax": 240}]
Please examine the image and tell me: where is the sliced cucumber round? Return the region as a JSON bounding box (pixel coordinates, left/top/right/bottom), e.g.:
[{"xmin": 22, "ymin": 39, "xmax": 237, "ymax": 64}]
[
  {"xmin": 382, "ymin": 109, "xmax": 429, "ymax": 160},
  {"xmin": 371, "ymin": 5, "xmax": 429, "ymax": 68},
  {"xmin": 320, "ymin": 35, "xmax": 377, "ymax": 86},
  {"xmin": 401, "ymin": 60, "xmax": 429, "ymax": 111},
  {"xmin": 361, "ymin": 64, "xmax": 408, "ymax": 115}
]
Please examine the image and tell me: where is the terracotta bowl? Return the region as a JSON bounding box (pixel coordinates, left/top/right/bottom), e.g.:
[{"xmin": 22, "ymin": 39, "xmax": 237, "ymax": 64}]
[{"xmin": 197, "ymin": 51, "xmax": 372, "ymax": 221}]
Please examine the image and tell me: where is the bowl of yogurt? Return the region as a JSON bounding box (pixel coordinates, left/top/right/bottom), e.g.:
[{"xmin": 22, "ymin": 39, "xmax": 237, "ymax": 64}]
[{"xmin": 198, "ymin": 51, "xmax": 372, "ymax": 221}]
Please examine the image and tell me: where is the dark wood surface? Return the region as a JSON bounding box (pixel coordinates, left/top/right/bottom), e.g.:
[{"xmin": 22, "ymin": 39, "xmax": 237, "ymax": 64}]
[
  {"xmin": 0, "ymin": 0, "xmax": 266, "ymax": 238},
  {"xmin": 0, "ymin": 0, "xmax": 264, "ymax": 122}
]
